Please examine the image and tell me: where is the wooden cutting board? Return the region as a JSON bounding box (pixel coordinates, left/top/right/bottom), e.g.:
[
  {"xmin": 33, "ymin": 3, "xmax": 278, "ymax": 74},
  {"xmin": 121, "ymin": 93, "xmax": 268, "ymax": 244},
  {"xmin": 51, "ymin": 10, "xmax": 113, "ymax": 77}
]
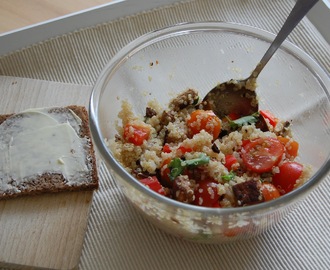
[{"xmin": 0, "ymin": 76, "xmax": 95, "ymax": 270}]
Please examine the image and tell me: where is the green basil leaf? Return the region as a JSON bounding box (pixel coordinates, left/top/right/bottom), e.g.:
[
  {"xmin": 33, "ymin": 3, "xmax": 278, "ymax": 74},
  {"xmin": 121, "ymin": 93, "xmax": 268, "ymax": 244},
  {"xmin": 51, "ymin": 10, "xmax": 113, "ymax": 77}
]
[
  {"xmin": 168, "ymin": 154, "xmax": 210, "ymax": 181},
  {"xmin": 229, "ymin": 112, "xmax": 260, "ymax": 129},
  {"xmin": 182, "ymin": 154, "xmax": 210, "ymax": 167}
]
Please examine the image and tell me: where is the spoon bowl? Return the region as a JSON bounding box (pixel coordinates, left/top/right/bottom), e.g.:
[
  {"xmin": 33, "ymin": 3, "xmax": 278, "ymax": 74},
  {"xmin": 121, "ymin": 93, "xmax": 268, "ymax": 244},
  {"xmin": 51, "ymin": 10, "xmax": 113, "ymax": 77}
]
[
  {"xmin": 203, "ymin": 0, "xmax": 319, "ymax": 118},
  {"xmin": 202, "ymin": 79, "xmax": 258, "ymax": 119}
]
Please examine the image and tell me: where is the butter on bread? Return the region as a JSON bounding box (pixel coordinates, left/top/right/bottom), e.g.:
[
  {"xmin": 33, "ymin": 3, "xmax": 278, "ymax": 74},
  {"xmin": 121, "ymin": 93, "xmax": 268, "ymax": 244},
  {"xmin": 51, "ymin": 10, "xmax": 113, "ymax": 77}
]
[{"xmin": 0, "ymin": 105, "xmax": 98, "ymax": 200}]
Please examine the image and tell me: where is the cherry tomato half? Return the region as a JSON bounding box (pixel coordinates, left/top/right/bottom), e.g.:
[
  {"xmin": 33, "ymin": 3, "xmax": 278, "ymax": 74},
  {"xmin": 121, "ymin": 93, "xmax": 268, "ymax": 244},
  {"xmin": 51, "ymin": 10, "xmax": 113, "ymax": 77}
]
[
  {"xmin": 193, "ymin": 180, "xmax": 220, "ymax": 207},
  {"xmin": 241, "ymin": 137, "xmax": 284, "ymax": 173},
  {"xmin": 272, "ymin": 162, "xmax": 303, "ymax": 194},
  {"xmin": 187, "ymin": 110, "xmax": 221, "ymax": 140}
]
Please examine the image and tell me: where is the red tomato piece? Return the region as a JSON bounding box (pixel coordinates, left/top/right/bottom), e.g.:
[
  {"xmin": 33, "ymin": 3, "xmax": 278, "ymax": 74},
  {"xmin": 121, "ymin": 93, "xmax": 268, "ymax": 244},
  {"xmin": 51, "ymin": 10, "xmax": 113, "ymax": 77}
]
[
  {"xmin": 160, "ymin": 158, "xmax": 172, "ymax": 187},
  {"xmin": 277, "ymin": 136, "xmax": 299, "ymax": 158},
  {"xmin": 260, "ymin": 182, "xmax": 281, "ymax": 201},
  {"xmin": 260, "ymin": 110, "xmax": 278, "ymax": 128},
  {"xmin": 162, "ymin": 144, "xmax": 172, "ymax": 153},
  {"xmin": 193, "ymin": 180, "xmax": 220, "ymax": 207},
  {"xmin": 187, "ymin": 110, "xmax": 221, "ymax": 140},
  {"xmin": 139, "ymin": 176, "xmax": 165, "ymax": 195},
  {"xmin": 272, "ymin": 162, "xmax": 303, "ymax": 194},
  {"xmin": 224, "ymin": 154, "xmax": 239, "ymax": 171},
  {"xmin": 228, "ymin": 112, "xmax": 240, "ymax": 120},
  {"xmin": 241, "ymin": 137, "xmax": 284, "ymax": 173},
  {"xmin": 212, "ymin": 201, "xmax": 222, "ymax": 208},
  {"xmin": 177, "ymin": 145, "xmax": 193, "ymax": 155},
  {"xmin": 241, "ymin": 139, "xmax": 250, "ymax": 148},
  {"xmin": 124, "ymin": 124, "xmax": 150, "ymax": 146},
  {"xmin": 224, "ymin": 227, "xmax": 246, "ymax": 237}
]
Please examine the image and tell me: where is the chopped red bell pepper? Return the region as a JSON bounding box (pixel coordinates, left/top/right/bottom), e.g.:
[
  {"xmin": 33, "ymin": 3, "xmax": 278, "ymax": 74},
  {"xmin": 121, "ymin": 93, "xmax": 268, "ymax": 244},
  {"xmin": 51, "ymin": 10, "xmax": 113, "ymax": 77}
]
[
  {"xmin": 124, "ymin": 124, "xmax": 150, "ymax": 146},
  {"xmin": 139, "ymin": 176, "xmax": 165, "ymax": 195},
  {"xmin": 260, "ymin": 110, "xmax": 278, "ymax": 128},
  {"xmin": 224, "ymin": 154, "xmax": 239, "ymax": 171}
]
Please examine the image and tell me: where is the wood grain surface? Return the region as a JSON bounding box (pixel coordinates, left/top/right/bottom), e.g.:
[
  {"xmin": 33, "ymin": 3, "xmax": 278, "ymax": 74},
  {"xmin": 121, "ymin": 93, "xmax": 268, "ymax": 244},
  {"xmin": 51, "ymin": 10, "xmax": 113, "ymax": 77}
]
[
  {"xmin": 0, "ymin": 76, "xmax": 96, "ymax": 270},
  {"xmin": 0, "ymin": 0, "xmax": 112, "ymax": 33}
]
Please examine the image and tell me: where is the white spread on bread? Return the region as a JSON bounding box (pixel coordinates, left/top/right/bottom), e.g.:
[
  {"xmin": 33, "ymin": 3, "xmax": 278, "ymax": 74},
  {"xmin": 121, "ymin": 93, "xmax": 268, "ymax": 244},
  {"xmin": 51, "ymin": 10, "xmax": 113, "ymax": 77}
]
[{"xmin": 0, "ymin": 108, "xmax": 89, "ymax": 190}]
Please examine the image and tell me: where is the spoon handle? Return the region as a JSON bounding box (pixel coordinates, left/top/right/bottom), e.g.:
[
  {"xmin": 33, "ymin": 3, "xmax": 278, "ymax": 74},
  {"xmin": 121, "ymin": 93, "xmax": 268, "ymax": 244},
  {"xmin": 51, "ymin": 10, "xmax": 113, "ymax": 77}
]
[{"xmin": 251, "ymin": 0, "xmax": 319, "ymax": 78}]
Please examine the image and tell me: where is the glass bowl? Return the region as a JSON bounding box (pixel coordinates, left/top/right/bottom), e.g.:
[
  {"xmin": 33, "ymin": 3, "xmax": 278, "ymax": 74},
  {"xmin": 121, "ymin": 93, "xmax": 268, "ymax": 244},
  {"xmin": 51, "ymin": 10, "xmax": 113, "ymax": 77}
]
[{"xmin": 89, "ymin": 22, "xmax": 330, "ymax": 243}]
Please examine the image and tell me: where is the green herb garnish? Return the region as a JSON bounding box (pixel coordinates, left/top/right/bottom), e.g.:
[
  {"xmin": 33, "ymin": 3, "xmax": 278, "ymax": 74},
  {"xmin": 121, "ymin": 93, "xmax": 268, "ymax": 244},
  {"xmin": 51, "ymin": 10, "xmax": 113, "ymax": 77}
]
[
  {"xmin": 229, "ymin": 112, "xmax": 260, "ymax": 129},
  {"xmin": 222, "ymin": 171, "xmax": 236, "ymax": 182},
  {"xmin": 168, "ymin": 158, "xmax": 183, "ymax": 180},
  {"xmin": 168, "ymin": 154, "xmax": 210, "ymax": 181},
  {"xmin": 183, "ymin": 154, "xmax": 210, "ymax": 167}
]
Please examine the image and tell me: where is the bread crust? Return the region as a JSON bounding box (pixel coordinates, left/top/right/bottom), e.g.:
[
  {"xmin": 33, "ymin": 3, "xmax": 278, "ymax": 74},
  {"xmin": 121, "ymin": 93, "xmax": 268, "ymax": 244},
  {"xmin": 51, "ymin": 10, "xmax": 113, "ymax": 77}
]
[{"xmin": 0, "ymin": 106, "xmax": 98, "ymax": 200}]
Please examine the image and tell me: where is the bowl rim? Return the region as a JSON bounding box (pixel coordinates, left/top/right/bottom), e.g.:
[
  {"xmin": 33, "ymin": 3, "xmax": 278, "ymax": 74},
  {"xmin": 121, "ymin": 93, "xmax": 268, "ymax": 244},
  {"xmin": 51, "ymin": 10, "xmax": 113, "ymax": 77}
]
[{"xmin": 89, "ymin": 21, "xmax": 330, "ymax": 215}]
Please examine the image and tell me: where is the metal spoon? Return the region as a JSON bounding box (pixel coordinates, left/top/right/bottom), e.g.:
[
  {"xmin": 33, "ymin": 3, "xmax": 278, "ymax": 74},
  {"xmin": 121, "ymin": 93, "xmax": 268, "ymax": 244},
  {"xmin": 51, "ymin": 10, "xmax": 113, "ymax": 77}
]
[{"xmin": 203, "ymin": 0, "xmax": 319, "ymax": 119}]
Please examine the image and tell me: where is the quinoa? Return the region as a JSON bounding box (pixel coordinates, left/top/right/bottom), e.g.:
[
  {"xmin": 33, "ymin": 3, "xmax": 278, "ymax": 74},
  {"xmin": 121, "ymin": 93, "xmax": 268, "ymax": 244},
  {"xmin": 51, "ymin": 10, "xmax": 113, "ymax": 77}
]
[{"xmin": 109, "ymin": 89, "xmax": 312, "ymax": 208}]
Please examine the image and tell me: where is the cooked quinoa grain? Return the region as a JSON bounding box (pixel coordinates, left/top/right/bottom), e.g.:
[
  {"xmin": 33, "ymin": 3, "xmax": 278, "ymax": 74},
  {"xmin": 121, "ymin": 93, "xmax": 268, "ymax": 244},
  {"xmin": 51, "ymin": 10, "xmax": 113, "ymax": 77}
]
[{"xmin": 109, "ymin": 89, "xmax": 311, "ymax": 207}]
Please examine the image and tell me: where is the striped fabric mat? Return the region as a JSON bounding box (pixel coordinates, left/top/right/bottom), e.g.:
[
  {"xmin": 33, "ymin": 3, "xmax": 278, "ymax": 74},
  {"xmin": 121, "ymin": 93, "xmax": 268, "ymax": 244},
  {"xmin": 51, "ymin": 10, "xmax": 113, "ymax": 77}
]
[{"xmin": 1, "ymin": 0, "xmax": 329, "ymax": 269}]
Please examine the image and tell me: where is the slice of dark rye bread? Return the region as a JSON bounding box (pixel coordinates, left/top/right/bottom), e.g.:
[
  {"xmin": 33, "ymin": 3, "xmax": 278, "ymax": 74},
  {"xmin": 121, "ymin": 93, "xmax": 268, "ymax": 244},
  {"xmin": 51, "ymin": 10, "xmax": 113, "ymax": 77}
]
[{"xmin": 0, "ymin": 105, "xmax": 98, "ymax": 200}]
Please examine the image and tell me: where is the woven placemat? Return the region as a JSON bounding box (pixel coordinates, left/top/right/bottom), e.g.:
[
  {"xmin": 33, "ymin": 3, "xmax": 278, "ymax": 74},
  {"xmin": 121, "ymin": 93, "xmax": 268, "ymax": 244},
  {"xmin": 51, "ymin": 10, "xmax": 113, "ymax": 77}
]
[
  {"xmin": 0, "ymin": 0, "xmax": 329, "ymax": 85},
  {"xmin": 1, "ymin": 0, "xmax": 329, "ymax": 270}
]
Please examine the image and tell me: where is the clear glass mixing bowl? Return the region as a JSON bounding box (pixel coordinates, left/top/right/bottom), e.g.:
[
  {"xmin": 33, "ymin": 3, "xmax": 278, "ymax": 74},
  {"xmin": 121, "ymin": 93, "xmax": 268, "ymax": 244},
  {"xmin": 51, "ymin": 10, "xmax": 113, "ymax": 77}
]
[{"xmin": 89, "ymin": 22, "xmax": 330, "ymax": 243}]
